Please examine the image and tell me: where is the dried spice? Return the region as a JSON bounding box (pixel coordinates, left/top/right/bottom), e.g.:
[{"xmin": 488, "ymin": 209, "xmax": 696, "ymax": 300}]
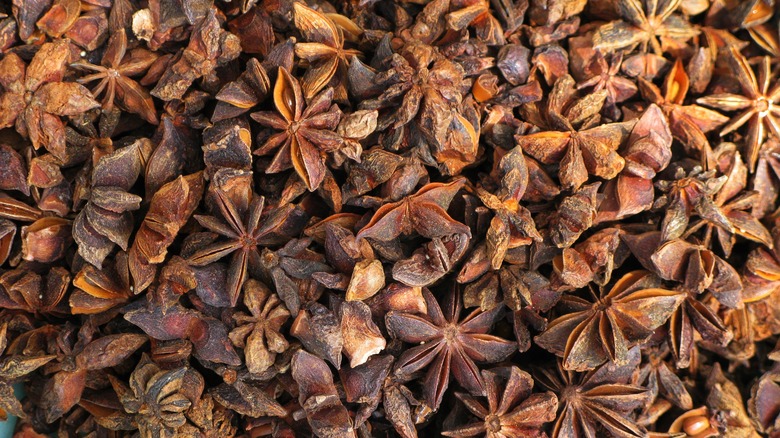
[{"xmin": 1, "ymin": 1, "xmax": 780, "ymax": 437}]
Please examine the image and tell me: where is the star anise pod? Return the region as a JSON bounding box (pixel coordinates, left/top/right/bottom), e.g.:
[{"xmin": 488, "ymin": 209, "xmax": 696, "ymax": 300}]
[
  {"xmin": 597, "ymin": 104, "xmax": 673, "ymax": 222},
  {"xmin": 39, "ymin": 322, "xmax": 147, "ymax": 422},
  {"xmin": 229, "ymin": 279, "xmax": 290, "ymax": 375},
  {"xmin": 697, "ymin": 47, "xmax": 780, "ymax": 171},
  {"xmin": 252, "ymin": 67, "xmax": 342, "ymax": 192},
  {"xmin": 0, "ymin": 323, "xmax": 55, "ymax": 420},
  {"xmin": 477, "ymin": 146, "xmax": 542, "ymax": 270},
  {"xmin": 72, "ymin": 29, "xmax": 159, "ymax": 124},
  {"xmin": 385, "ymin": 287, "xmax": 516, "ymax": 411},
  {"xmin": 150, "ymin": 8, "xmax": 241, "ymax": 101},
  {"xmin": 443, "ymin": 366, "xmax": 558, "ymax": 438},
  {"xmin": 638, "ymin": 58, "xmax": 728, "ymax": 169},
  {"xmin": 292, "ymin": 2, "xmax": 362, "ymax": 99},
  {"xmin": 624, "ymin": 233, "xmax": 740, "ymax": 367},
  {"xmin": 0, "ymin": 39, "xmax": 101, "ymax": 160},
  {"xmin": 356, "ymin": 178, "xmax": 472, "ymax": 287},
  {"xmin": 36, "ymin": 0, "xmax": 109, "ymax": 50},
  {"xmin": 534, "ymin": 349, "xmax": 651, "ymax": 438},
  {"xmin": 577, "ymin": 51, "xmax": 637, "ymax": 119},
  {"xmin": 107, "ymin": 354, "xmax": 203, "ymax": 438},
  {"xmin": 683, "ymin": 143, "xmax": 772, "ymax": 256},
  {"xmin": 187, "ymin": 188, "xmax": 295, "ymax": 307},
  {"xmin": 361, "ymin": 40, "xmax": 477, "ymax": 175},
  {"xmin": 516, "ymin": 74, "xmax": 634, "ymax": 190},
  {"xmin": 536, "ymin": 270, "xmax": 684, "ymax": 371},
  {"xmin": 593, "ymin": 0, "xmax": 699, "ymax": 55},
  {"xmin": 73, "ymin": 138, "xmax": 152, "ymax": 269},
  {"xmin": 654, "ymin": 165, "xmax": 731, "ymax": 243},
  {"xmin": 0, "ymin": 264, "xmax": 70, "ymax": 316}
]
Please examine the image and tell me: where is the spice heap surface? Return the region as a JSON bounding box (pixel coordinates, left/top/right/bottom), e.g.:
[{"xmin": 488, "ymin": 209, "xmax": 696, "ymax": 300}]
[{"xmin": 1, "ymin": 0, "xmax": 780, "ymax": 437}]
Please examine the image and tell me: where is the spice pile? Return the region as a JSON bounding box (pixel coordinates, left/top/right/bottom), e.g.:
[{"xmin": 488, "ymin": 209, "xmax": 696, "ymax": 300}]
[{"xmin": 1, "ymin": 0, "xmax": 780, "ymax": 437}]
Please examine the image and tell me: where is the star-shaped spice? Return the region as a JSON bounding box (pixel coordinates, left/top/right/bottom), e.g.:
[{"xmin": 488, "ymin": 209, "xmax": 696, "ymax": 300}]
[
  {"xmin": 187, "ymin": 189, "xmax": 295, "ymax": 307},
  {"xmin": 654, "ymin": 165, "xmax": 732, "ymax": 243},
  {"xmin": 151, "ymin": 8, "xmax": 241, "ymax": 101},
  {"xmin": 516, "ymin": 75, "xmax": 634, "ymax": 190},
  {"xmin": 292, "ymin": 2, "xmax": 362, "ymax": 99},
  {"xmin": 40, "ymin": 325, "xmax": 147, "ymax": 422},
  {"xmin": 594, "ymin": 0, "xmax": 699, "ymax": 55},
  {"xmin": 356, "ymin": 178, "xmax": 472, "ymax": 286},
  {"xmin": 107, "ymin": 355, "xmax": 200, "ymax": 438},
  {"xmin": 535, "ymin": 270, "xmax": 684, "ymax": 371},
  {"xmin": 577, "ymin": 51, "xmax": 637, "ymax": 118},
  {"xmin": 72, "ymin": 29, "xmax": 158, "ymax": 124},
  {"xmin": 683, "ymin": 143, "xmax": 772, "ymax": 256},
  {"xmin": 252, "ymin": 67, "xmax": 342, "ymax": 191},
  {"xmin": 228, "ymin": 279, "xmax": 290, "ymax": 375},
  {"xmin": 535, "ymin": 351, "xmax": 650, "ymax": 438},
  {"xmin": 697, "ymin": 47, "xmax": 780, "ymax": 171},
  {"xmin": 361, "ymin": 40, "xmax": 477, "ymax": 175},
  {"xmin": 0, "ymin": 323, "xmax": 55, "ymax": 420},
  {"xmin": 385, "ymin": 288, "xmax": 516, "ymax": 411},
  {"xmin": 443, "ymin": 366, "xmax": 558, "ymax": 438},
  {"xmin": 477, "ymin": 146, "xmax": 542, "ymax": 269},
  {"xmin": 0, "ymin": 39, "xmax": 100, "ymax": 160},
  {"xmin": 638, "ymin": 58, "xmax": 728, "ymax": 169}
]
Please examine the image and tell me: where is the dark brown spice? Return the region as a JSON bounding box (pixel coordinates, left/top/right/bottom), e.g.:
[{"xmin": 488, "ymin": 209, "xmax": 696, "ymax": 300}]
[{"xmin": 1, "ymin": 1, "xmax": 780, "ymax": 437}]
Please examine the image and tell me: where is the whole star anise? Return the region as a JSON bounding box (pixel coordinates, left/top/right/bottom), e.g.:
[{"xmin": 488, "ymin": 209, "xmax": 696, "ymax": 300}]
[
  {"xmin": 535, "ymin": 350, "xmax": 651, "ymax": 438},
  {"xmin": 252, "ymin": 67, "xmax": 342, "ymax": 191},
  {"xmin": 697, "ymin": 47, "xmax": 780, "ymax": 171},
  {"xmin": 536, "ymin": 270, "xmax": 684, "ymax": 371},
  {"xmin": 187, "ymin": 188, "xmax": 295, "ymax": 307},
  {"xmin": 443, "ymin": 366, "xmax": 558, "ymax": 438},
  {"xmin": 385, "ymin": 287, "xmax": 516, "ymax": 411},
  {"xmin": 594, "ymin": 0, "xmax": 699, "ymax": 55},
  {"xmin": 72, "ymin": 29, "xmax": 159, "ymax": 124}
]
